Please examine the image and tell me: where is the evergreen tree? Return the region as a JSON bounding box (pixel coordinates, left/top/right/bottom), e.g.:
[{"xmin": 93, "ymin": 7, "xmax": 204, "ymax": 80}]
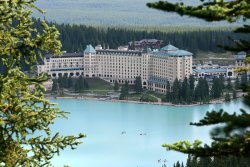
[
  {"xmin": 119, "ymin": 81, "xmax": 129, "ymax": 100},
  {"xmin": 211, "ymin": 78, "xmax": 223, "ymax": 98},
  {"xmin": 225, "ymin": 93, "xmax": 231, "ymax": 102},
  {"xmin": 226, "ymin": 77, "xmax": 232, "ymax": 90},
  {"xmin": 68, "ymin": 75, "xmax": 73, "ymax": 88},
  {"xmin": 190, "ymin": 156, "xmax": 198, "ymax": 167},
  {"xmin": 172, "ymin": 78, "xmax": 180, "ymax": 104},
  {"xmin": 165, "ymin": 81, "xmax": 172, "ymax": 102},
  {"xmin": 241, "ymin": 71, "xmax": 248, "ymax": 90},
  {"xmin": 58, "ymin": 74, "xmax": 63, "ymax": 88},
  {"xmin": 194, "ymin": 81, "xmax": 201, "ymax": 102},
  {"xmin": 203, "ymin": 78, "xmax": 210, "ymax": 102},
  {"xmin": 78, "ymin": 76, "xmax": 85, "ymax": 91},
  {"xmin": 189, "ymin": 75, "xmax": 195, "ymax": 99},
  {"xmin": 135, "ymin": 76, "xmax": 143, "ymax": 93},
  {"xmin": 74, "ymin": 78, "xmax": 80, "ymax": 92},
  {"xmin": 178, "ymin": 155, "xmax": 250, "ymax": 167},
  {"xmin": 198, "ymin": 157, "xmax": 212, "ymax": 167},
  {"xmin": 114, "ymin": 80, "xmax": 119, "ymax": 92},
  {"xmin": 62, "ymin": 74, "xmax": 69, "ymax": 88},
  {"xmin": 52, "ymin": 79, "xmax": 58, "ymax": 92},
  {"xmin": 181, "ymin": 77, "xmax": 188, "ymax": 101},
  {"xmin": 233, "ymin": 90, "xmax": 237, "ymax": 99},
  {"xmin": 75, "ymin": 76, "xmax": 85, "ymax": 92},
  {"xmin": 194, "ymin": 78, "xmax": 209, "ymax": 103},
  {"xmin": 83, "ymin": 78, "xmax": 89, "ymax": 89},
  {"xmin": 181, "ymin": 77, "xmax": 191, "ymax": 103},
  {"xmin": 235, "ymin": 76, "xmax": 240, "ymax": 89},
  {"xmin": 124, "ymin": 81, "xmax": 129, "ymax": 95},
  {"xmin": 185, "ymin": 155, "xmax": 192, "ymax": 167},
  {"xmin": 165, "ymin": 90, "xmax": 172, "ymax": 102},
  {"xmin": 219, "ymin": 75, "xmax": 225, "ymax": 90},
  {"xmin": 175, "ymin": 161, "xmax": 181, "ymax": 167},
  {"xmin": 166, "ymin": 80, "xmax": 171, "ymax": 91},
  {"xmin": 0, "ymin": 1, "xmax": 85, "ymax": 166}
]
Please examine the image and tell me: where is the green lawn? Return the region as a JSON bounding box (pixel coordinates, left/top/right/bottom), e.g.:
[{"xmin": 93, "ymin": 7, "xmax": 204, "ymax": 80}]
[
  {"xmin": 146, "ymin": 91, "xmax": 165, "ymax": 99},
  {"xmin": 81, "ymin": 90, "xmax": 111, "ymax": 95},
  {"xmin": 85, "ymin": 78, "xmax": 113, "ymax": 90},
  {"xmin": 140, "ymin": 94, "xmax": 158, "ymax": 102}
]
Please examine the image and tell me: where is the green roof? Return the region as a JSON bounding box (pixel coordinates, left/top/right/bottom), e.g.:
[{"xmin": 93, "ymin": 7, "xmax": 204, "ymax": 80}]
[
  {"xmin": 161, "ymin": 44, "xmax": 178, "ymax": 51},
  {"xmin": 84, "ymin": 44, "xmax": 96, "ymax": 53},
  {"xmin": 156, "ymin": 44, "xmax": 193, "ymax": 57}
]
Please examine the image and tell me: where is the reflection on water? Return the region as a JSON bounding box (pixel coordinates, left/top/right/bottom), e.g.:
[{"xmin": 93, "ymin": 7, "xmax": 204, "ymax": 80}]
[{"xmin": 50, "ymin": 99, "xmax": 248, "ymax": 167}]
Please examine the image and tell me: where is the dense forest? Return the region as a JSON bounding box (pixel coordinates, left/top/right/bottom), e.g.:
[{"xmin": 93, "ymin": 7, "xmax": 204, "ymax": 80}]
[
  {"xmin": 31, "ymin": 19, "xmax": 250, "ymax": 55},
  {"xmin": 164, "ymin": 72, "xmax": 248, "ymax": 104},
  {"xmin": 173, "ymin": 155, "xmax": 250, "ymax": 167}
]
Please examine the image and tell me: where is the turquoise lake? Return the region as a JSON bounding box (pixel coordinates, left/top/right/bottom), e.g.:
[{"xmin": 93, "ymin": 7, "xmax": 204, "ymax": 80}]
[{"xmin": 50, "ymin": 99, "xmax": 248, "ymax": 167}]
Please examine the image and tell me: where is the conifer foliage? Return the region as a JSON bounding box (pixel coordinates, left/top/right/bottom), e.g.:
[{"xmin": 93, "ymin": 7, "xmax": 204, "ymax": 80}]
[
  {"xmin": 114, "ymin": 80, "xmax": 119, "ymax": 92},
  {"xmin": 165, "ymin": 77, "xmax": 210, "ymax": 104},
  {"xmin": 181, "ymin": 155, "xmax": 250, "ymax": 167},
  {"xmin": 32, "ymin": 18, "xmax": 250, "ymax": 55},
  {"xmin": 120, "ymin": 81, "xmax": 129, "ymax": 100},
  {"xmin": 0, "ymin": 1, "xmax": 85, "ymax": 166},
  {"xmin": 135, "ymin": 76, "xmax": 143, "ymax": 94}
]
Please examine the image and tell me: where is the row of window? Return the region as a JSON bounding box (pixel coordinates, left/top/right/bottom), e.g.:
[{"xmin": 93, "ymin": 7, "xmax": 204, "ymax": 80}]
[
  {"xmin": 51, "ymin": 58, "xmax": 83, "ymax": 62},
  {"xmin": 97, "ymin": 52, "xmax": 141, "ymax": 56}
]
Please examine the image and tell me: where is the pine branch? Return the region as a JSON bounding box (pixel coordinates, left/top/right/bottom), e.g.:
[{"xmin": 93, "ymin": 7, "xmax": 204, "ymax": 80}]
[
  {"xmin": 234, "ymin": 24, "xmax": 250, "ymax": 33},
  {"xmin": 147, "ymin": 0, "xmax": 250, "ymax": 22}
]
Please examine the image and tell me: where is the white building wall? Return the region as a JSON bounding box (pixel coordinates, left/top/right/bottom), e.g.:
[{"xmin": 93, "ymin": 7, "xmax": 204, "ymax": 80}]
[
  {"xmin": 37, "ymin": 56, "xmax": 84, "ymax": 78},
  {"xmin": 147, "ymin": 55, "xmax": 192, "ymax": 93},
  {"xmin": 96, "ymin": 51, "xmax": 143, "ymax": 84}
]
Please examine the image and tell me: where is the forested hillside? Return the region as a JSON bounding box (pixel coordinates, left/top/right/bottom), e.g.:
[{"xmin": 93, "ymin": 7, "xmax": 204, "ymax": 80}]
[
  {"xmin": 32, "ymin": 19, "xmax": 250, "ymax": 55},
  {"xmin": 33, "ymin": 0, "xmax": 222, "ymax": 26},
  {"xmin": 173, "ymin": 155, "xmax": 250, "ymax": 167}
]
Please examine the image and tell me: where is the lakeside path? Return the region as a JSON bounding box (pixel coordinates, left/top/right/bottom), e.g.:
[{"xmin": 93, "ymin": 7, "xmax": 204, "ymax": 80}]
[{"xmin": 45, "ymin": 95, "xmax": 237, "ymax": 107}]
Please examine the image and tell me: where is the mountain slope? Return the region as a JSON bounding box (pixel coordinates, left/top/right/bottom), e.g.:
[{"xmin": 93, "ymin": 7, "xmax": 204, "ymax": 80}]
[{"xmin": 34, "ymin": 0, "xmax": 233, "ymax": 26}]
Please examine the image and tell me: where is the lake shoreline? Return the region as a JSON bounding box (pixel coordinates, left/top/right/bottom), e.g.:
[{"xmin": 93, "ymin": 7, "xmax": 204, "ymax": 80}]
[{"xmin": 46, "ymin": 95, "xmax": 232, "ymax": 107}]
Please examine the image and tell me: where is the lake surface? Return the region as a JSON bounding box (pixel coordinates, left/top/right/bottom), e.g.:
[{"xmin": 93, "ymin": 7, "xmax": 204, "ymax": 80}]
[{"xmin": 50, "ymin": 99, "xmax": 248, "ymax": 167}]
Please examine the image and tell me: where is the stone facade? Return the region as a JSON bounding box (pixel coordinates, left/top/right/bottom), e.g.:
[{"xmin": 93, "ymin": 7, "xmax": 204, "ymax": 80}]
[{"xmin": 37, "ymin": 44, "xmax": 193, "ymax": 93}]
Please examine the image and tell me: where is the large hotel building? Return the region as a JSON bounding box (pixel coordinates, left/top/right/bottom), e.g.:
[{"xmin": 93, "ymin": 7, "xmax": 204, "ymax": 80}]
[{"xmin": 38, "ymin": 44, "xmax": 193, "ymax": 93}]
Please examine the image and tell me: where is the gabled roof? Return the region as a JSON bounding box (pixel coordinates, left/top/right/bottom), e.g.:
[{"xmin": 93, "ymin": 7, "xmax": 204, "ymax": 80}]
[
  {"xmin": 84, "ymin": 44, "xmax": 96, "ymax": 53},
  {"xmin": 155, "ymin": 44, "xmax": 193, "ymax": 57},
  {"xmin": 156, "ymin": 50, "xmax": 193, "ymax": 57},
  {"xmin": 161, "ymin": 44, "xmax": 178, "ymax": 51}
]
